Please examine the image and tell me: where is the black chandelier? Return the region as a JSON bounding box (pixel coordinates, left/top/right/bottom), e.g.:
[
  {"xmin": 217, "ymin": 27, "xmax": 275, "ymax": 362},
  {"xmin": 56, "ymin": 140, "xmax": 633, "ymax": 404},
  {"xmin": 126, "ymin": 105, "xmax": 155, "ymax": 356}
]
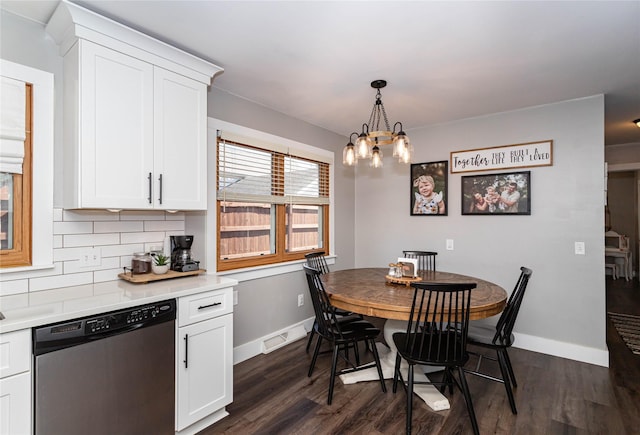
[{"xmin": 343, "ymin": 80, "xmax": 412, "ymax": 168}]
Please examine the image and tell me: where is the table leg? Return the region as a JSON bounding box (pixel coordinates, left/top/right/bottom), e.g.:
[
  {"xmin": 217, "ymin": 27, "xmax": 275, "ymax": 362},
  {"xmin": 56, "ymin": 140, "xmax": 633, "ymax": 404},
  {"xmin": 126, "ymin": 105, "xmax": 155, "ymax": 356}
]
[{"xmin": 338, "ymin": 319, "xmax": 450, "ymax": 411}]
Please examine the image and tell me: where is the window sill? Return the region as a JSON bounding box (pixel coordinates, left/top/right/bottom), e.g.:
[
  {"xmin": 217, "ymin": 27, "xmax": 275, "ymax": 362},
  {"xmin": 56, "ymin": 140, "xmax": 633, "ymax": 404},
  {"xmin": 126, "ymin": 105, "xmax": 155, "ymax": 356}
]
[
  {"xmin": 0, "ymin": 263, "xmax": 55, "ymax": 275},
  {"xmin": 217, "ymin": 255, "xmax": 336, "ymax": 283}
]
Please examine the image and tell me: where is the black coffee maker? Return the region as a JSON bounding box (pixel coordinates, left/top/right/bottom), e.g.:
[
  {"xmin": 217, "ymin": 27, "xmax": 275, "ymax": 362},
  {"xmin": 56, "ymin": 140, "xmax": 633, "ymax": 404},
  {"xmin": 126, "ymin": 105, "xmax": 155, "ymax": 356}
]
[{"xmin": 170, "ymin": 235, "xmax": 200, "ymax": 272}]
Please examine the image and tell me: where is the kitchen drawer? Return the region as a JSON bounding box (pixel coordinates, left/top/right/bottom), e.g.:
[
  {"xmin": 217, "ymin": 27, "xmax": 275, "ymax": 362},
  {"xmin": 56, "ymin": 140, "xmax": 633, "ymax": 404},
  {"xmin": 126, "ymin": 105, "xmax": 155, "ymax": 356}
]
[
  {"xmin": 0, "ymin": 329, "xmax": 31, "ymax": 378},
  {"xmin": 178, "ymin": 287, "xmax": 233, "ymax": 327}
]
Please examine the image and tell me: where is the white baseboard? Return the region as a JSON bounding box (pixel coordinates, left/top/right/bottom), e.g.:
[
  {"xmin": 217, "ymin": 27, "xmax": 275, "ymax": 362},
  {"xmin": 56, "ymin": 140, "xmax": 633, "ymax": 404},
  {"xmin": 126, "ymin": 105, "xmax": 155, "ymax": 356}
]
[
  {"xmin": 233, "ymin": 317, "xmax": 315, "ymax": 364},
  {"xmin": 232, "ymin": 320, "xmax": 610, "ymax": 368},
  {"xmin": 513, "ymin": 332, "xmax": 609, "ymax": 367}
]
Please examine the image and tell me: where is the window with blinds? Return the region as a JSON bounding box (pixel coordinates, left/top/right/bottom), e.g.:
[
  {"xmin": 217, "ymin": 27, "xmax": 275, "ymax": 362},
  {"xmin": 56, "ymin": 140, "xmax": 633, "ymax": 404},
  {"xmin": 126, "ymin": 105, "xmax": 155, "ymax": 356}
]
[{"xmin": 216, "ymin": 135, "xmax": 330, "ymax": 271}]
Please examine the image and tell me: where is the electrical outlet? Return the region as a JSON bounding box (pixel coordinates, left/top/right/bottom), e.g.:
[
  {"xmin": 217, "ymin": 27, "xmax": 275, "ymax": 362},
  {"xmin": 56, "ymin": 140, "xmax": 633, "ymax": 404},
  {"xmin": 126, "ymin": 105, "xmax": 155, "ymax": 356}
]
[
  {"xmin": 297, "ymin": 294, "xmax": 304, "ymax": 307},
  {"xmin": 575, "ymin": 241, "xmax": 585, "ymax": 255},
  {"xmin": 79, "ymin": 247, "xmax": 101, "ymax": 267},
  {"xmin": 446, "ymin": 239, "xmax": 454, "ymax": 251}
]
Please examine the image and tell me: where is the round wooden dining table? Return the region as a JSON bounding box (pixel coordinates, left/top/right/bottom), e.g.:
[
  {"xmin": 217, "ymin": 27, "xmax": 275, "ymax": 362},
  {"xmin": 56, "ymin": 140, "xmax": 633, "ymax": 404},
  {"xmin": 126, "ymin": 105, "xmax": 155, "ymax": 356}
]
[
  {"xmin": 321, "ymin": 268, "xmax": 508, "ymax": 321},
  {"xmin": 320, "ymin": 267, "xmax": 508, "ymax": 411}
]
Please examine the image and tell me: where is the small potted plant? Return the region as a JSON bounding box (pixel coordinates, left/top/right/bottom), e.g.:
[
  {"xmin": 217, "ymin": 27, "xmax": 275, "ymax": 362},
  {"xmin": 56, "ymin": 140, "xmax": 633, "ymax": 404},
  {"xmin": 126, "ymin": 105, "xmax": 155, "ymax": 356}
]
[{"xmin": 152, "ymin": 253, "xmax": 170, "ymax": 275}]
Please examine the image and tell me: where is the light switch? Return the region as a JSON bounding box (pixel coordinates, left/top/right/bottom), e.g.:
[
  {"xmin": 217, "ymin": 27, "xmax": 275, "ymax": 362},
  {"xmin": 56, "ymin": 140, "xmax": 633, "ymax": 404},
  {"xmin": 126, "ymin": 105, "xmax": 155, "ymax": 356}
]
[
  {"xmin": 446, "ymin": 239, "xmax": 454, "ymax": 251},
  {"xmin": 575, "ymin": 241, "xmax": 585, "ymax": 255}
]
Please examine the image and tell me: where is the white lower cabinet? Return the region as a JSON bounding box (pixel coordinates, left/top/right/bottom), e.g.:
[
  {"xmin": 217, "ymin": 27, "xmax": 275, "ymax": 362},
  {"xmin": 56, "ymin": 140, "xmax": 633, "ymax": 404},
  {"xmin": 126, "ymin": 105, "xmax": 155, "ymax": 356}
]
[
  {"xmin": 176, "ymin": 288, "xmax": 233, "ymax": 433},
  {"xmin": 0, "ymin": 329, "xmax": 31, "ymax": 435}
]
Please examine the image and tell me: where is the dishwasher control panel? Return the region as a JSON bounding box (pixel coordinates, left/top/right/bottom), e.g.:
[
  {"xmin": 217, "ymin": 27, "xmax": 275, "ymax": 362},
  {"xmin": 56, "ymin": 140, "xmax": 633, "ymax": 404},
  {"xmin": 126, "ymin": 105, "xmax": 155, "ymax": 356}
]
[{"xmin": 33, "ymin": 299, "xmax": 176, "ymax": 355}]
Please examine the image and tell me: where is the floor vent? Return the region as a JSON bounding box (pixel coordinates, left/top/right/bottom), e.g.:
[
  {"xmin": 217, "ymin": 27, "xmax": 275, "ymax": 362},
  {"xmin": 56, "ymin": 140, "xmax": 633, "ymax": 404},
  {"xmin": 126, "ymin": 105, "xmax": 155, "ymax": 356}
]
[{"xmin": 261, "ymin": 325, "xmax": 307, "ymax": 354}]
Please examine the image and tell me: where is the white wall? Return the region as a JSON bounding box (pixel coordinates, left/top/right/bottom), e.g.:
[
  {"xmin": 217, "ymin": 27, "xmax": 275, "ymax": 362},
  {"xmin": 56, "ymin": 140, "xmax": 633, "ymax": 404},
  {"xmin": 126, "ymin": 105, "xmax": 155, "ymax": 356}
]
[
  {"xmin": 1, "ymin": 9, "xmax": 608, "ymax": 366},
  {"xmin": 353, "ymin": 96, "xmax": 607, "ymax": 366}
]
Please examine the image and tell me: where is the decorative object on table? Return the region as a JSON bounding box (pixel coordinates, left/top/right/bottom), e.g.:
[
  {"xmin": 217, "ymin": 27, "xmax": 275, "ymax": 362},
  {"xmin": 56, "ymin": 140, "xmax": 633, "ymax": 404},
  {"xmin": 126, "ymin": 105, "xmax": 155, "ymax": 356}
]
[
  {"xmin": 342, "ymin": 79, "xmax": 412, "ymax": 169},
  {"xmin": 450, "ymin": 140, "xmax": 553, "ymax": 173},
  {"xmin": 152, "ymin": 253, "xmax": 170, "ymax": 275},
  {"xmin": 170, "ymin": 235, "xmax": 200, "ymax": 272},
  {"xmin": 608, "ymin": 312, "xmax": 640, "ymax": 355},
  {"xmin": 461, "ymin": 171, "xmax": 530, "ymax": 215},
  {"xmin": 410, "ymin": 161, "xmax": 448, "ymax": 216},
  {"xmin": 386, "ymin": 263, "xmax": 421, "ymax": 286},
  {"xmin": 397, "ymin": 258, "xmax": 418, "ymax": 277},
  {"xmin": 119, "ymin": 268, "xmax": 206, "ymax": 284},
  {"xmin": 465, "ymin": 266, "xmax": 533, "ymax": 415}
]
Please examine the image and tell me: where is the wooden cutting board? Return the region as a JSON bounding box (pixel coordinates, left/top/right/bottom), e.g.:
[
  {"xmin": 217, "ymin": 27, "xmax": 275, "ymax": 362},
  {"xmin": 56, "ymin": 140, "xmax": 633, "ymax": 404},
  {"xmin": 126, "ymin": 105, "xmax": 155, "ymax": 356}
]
[{"xmin": 118, "ymin": 269, "xmax": 206, "ymax": 284}]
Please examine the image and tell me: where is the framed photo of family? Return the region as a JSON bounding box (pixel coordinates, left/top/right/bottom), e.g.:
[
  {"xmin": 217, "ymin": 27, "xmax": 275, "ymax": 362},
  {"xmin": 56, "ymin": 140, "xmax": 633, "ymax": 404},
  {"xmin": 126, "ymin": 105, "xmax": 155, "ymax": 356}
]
[
  {"xmin": 410, "ymin": 161, "xmax": 448, "ymax": 216},
  {"xmin": 461, "ymin": 171, "xmax": 531, "ymax": 215}
]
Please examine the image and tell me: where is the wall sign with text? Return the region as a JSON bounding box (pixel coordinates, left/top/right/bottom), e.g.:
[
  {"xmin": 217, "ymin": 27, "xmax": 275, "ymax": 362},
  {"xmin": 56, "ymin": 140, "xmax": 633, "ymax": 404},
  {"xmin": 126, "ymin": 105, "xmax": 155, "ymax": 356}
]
[{"xmin": 450, "ymin": 140, "xmax": 552, "ymax": 173}]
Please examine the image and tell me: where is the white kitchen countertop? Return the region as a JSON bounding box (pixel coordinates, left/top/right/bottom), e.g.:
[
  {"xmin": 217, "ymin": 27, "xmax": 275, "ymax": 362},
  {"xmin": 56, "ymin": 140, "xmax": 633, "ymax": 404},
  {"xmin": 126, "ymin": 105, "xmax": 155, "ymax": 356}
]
[{"xmin": 0, "ymin": 274, "xmax": 238, "ymax": 333}]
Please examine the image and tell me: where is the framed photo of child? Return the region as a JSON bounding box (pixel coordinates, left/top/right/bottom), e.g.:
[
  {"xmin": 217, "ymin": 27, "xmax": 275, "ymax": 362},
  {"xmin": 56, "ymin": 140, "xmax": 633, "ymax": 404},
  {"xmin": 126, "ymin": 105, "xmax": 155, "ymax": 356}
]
[
  {"xmin": 461, "ymin": 170, "xmax": 531, "ymax": 215},
  {"xmin": 410, "ymin": 161, "xmax": 448, "ymax": 216}
]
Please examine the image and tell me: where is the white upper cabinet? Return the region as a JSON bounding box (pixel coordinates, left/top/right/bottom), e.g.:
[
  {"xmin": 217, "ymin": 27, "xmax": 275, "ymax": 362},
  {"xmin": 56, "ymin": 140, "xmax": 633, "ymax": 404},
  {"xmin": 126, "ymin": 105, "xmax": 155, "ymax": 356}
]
[
  {"xmin": 154, "ymin": 67, "xmax": 208, "ymax": 210},
  {"xmin": 47, "ymin": 0, "xmax": 222, "ymax": 210}
]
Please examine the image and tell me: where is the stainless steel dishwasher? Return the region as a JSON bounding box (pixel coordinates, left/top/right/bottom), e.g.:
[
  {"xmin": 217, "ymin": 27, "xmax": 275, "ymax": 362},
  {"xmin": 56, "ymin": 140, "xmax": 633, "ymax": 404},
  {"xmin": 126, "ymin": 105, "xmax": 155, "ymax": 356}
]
[{"xmin": 33, "ymin": 299, "xmax": 176, "ymax": 435}]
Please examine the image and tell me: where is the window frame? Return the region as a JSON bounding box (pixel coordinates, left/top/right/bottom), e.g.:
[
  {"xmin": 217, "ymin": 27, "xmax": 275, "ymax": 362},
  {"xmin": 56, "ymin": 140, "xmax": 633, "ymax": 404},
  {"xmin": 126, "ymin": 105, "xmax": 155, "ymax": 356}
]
[
  {"xmin": 210, "ymin": 119, "xmax": 333, "ymax": 273},
  {"xmin": 0, "ymin": 83, "xmax": 32, "ymax": 267},
  {"xmin": 216, "ymin": 140, "xmax": 330, "ymax": 272},
  {"xmin": 0, "ymin": 59, "xmax": 54, "ymax": 278}
]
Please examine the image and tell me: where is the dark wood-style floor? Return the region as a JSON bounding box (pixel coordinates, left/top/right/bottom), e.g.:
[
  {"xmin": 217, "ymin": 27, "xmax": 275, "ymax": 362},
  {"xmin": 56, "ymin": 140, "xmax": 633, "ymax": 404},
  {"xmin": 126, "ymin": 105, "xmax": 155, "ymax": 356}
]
[{"xmin": 202, "ymin": 278, "xmax": 640, "ymax": 434}]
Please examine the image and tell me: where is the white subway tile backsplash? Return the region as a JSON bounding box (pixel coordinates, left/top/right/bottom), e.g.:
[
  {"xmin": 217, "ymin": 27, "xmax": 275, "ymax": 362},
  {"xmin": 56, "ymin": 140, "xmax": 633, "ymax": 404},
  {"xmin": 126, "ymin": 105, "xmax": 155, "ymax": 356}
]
[
  {"xmin": 54, "ymin": 221, "xmax": 94, "ymax": 235},
  {"xmin": 63, "ymin": 256, "xmax": 120, "ymax": 274},
  {"xmin": 0, "ymin": 279, "xmax": 29, "ymax": 296},
  {"xmin": 120, "ymin": 211, "xmax": 166, "ymax": 221},
  {"xmin": 94, "ymin": 221, "xmax": 143, "ymax": 234},
  {"xmin": 144, "ymin": 220, "xmax": 185, "ymax": 232},
  {"xmin": 30, "ymin": 271, "xmax": 94, "ymax": 292},
  {"xmin": 120, "ymin": 232, "xmax": 166, "ymax": 244},
  {"xmin": 63, "ymin": 210, "xmax": 120, "ymax": 222},
  {"xmin": 64, "ymin": 233, "xmax": 120, "ymax": 247},
  {"xmin": 101, "ymin": 244, "xmax": 144, "ymax": 258},
  {"xmin": 166, "ymin": 212, "xmax": 185, "ymax": 221},
  {"xmin": 53, "ymin": 235, "xmax": 63, "ymax": 248},
  {"xmin": 5, "ymin": 208, "xmax": 186, "ymax": 295},
  {"xmin": 54, "ymin": 247, "xmax": 85, "ymax": 262},
  {"xmin": 94, "ymin": 268, "xmax": 124, "ymax": 283}
]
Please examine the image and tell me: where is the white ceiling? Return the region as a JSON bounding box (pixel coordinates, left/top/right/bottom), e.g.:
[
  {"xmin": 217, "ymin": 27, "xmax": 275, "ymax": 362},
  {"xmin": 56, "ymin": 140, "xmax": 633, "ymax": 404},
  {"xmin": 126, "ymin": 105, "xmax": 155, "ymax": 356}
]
[{"xmin": 2, "ymin": 0, "xmax": 640, "ymax": 146}]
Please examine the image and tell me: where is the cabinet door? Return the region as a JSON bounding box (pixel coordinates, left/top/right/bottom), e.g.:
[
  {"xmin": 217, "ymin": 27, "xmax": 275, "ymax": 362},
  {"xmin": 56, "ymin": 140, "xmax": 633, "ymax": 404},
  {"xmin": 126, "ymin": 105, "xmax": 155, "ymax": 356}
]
[
  {"xmin": 154, "ymin": 67, "xmax": 207, "ymax": 210},
  {"xmin": 79, "ymin": 40, "xmax": 154, "ymax": 208},
  {"xmin": 176, "ymin": 314, "xmax": 233, "ymax": 431},
  {"xmin": 0, "ymin": 372, "xmax": 31, "ymax": 435}
]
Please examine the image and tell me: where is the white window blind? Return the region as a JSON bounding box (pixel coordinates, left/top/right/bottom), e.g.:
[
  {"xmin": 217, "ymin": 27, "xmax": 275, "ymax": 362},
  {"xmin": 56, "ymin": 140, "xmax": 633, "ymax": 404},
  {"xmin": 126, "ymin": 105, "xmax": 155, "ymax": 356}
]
[
  {"xmin": 217, "ymin": 136, "xmax": 329, "ymax": 205},
  {"xmin": 0, "ymin": 76, "xmax": 26, "ymax": 174}
]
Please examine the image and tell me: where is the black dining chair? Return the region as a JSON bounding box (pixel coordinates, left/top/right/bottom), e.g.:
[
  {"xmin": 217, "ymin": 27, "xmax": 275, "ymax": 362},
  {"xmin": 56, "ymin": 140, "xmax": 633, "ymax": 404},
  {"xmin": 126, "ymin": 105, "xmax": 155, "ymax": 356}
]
[
  {"xmin": 402, "ymin": 250, "xmax": 437, "ymax": 272},
  {"xmin": 303, "ymin": 265, "xmax": 387, "ymax": 405},
  {"xmin": 464, "ymin": 266, "xmax": 532, "ymax": 414},
  {"xmin": 393, "ymin": 281, "xmax": 478, "ymax": 435},
  {"xmin": 304, "ymin": 251, "xmax": 363, "ymax": 354}
]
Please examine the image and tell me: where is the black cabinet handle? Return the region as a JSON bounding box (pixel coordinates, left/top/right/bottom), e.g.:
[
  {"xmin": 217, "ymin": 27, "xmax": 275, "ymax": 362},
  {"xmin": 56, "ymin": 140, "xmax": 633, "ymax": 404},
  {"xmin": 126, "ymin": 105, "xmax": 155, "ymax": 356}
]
[
  {"xmin": 184, "ymin": 333, "xmax": 189, "ymax": 369},
  {"xmin": 198, "ymin": 302, "xmax": 222, "ymax": 310},
  {"xmin": 159, "ymin": 173, "xmax": 163, "ymax": 205},
  {"xmin": 147, "ymin": 172, "xmax": 152, "ymax": 204}
]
